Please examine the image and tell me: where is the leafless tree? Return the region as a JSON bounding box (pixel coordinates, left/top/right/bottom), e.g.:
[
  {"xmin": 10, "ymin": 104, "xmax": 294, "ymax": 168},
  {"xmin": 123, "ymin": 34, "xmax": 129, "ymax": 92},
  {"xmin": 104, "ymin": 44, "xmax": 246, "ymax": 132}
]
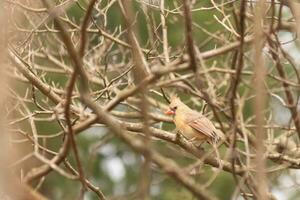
[{"xmin": 3, "ymin": 0, "xmax": 300, "ymax": 199}]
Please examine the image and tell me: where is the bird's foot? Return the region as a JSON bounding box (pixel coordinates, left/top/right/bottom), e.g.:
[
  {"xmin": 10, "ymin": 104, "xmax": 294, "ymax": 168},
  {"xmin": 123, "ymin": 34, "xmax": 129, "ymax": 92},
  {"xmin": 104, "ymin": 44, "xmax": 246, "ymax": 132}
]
[{"xmin": 175, "ymin": 130, "xmax": 181, "ymax": 141}]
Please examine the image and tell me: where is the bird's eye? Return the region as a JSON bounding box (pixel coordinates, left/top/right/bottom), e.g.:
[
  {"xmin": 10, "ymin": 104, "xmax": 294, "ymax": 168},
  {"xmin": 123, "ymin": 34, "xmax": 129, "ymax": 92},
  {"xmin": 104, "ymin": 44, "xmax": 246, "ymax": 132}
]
[{"xmin": 173, "ymin": 106, "xmax": 177, "ymax": 110}]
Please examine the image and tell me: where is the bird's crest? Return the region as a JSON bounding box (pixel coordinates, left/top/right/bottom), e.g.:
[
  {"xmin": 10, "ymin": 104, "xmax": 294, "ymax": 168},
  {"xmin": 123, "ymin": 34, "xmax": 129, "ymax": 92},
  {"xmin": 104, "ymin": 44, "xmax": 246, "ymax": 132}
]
[{"xmin": 170, "ymin": 95, "xmax": 180, "ymax": 103}]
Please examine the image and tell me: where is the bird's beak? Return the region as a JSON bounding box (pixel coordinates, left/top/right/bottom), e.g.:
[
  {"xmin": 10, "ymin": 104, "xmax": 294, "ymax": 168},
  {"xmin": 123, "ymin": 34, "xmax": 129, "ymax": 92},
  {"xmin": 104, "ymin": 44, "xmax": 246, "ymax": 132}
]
[{"xmin": 165, "ymin": 109, "xmax": 175, "ymax": 115}]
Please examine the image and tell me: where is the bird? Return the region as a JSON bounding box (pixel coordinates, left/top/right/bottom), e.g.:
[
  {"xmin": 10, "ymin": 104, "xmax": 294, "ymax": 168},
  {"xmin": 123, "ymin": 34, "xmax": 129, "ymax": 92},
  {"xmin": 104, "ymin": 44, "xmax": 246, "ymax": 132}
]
[{"xmin": 165, "ymin": 96, "xmax": 223, "ymax": 146}]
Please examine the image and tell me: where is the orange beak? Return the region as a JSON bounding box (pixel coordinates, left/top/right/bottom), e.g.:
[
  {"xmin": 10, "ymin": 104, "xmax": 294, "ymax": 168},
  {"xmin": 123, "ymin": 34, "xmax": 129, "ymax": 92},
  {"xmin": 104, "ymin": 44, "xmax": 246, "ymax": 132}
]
[{"xmin": 165, "ymin": 109, "xmax": 175, "ymax": 115}]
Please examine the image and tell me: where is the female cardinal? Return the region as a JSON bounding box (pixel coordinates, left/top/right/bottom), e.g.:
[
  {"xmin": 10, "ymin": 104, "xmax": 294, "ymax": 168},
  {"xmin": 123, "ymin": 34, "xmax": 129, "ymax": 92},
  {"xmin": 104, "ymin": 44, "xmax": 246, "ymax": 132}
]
[{"xmin": 165, "ymin": 96, "xmax": 223, "ymax": 146}]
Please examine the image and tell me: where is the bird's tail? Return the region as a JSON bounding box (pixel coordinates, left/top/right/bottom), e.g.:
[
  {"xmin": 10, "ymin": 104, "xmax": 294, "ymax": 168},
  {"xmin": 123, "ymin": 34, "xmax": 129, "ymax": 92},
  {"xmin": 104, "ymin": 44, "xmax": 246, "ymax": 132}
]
[{"xmin": 211, "ymin": 129, "xmax": 224, "ymax": 144}]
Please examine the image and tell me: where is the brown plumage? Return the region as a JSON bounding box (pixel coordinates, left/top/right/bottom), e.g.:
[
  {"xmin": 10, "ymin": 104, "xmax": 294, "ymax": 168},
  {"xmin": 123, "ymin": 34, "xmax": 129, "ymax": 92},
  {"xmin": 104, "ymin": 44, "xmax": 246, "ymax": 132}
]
[{"xmin": 165, "ymin": 96, "xmax": 222, "ymax": 146}]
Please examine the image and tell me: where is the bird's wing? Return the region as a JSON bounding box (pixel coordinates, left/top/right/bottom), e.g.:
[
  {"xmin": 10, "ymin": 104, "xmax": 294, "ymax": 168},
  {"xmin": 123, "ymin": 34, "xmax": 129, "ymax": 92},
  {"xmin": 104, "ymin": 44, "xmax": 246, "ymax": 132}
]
[{"xmin": 185, "ymin": 113, "xmax": 220, "ymax": 143}]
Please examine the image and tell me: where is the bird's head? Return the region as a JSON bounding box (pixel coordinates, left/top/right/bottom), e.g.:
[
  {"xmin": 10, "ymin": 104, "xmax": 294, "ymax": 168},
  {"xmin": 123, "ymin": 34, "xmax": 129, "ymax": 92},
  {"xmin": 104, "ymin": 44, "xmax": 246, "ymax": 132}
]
[{"xmin": 165, "ymin": 96, "xmax": 188, "ymax": 116}]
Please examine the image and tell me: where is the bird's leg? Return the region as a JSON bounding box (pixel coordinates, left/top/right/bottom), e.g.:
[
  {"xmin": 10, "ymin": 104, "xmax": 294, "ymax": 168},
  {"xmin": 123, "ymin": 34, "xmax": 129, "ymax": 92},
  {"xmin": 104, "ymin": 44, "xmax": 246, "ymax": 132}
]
[
  {"xmin": 174, "ymin": 130, "xmax": 181, "ymax": 142},
  {"xmin": 191, "ymin": 139, "xmax": 205, "ymax": 151}
]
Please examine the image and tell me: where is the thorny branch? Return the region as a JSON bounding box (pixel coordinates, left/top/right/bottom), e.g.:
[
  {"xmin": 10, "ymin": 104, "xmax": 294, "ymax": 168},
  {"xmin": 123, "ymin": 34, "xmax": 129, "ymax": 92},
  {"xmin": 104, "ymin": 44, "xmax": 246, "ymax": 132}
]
[{"xmin": 5, "ymin": 0, "xmax": 300, "ymax": 199}]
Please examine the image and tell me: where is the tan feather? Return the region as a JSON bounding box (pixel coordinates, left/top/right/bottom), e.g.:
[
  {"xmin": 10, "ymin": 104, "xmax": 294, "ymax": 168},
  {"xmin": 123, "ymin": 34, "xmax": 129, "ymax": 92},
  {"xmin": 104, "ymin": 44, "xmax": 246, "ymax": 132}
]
[{"xmin": 186, "ymin": 113, "xmax": 221, "ymax": 144}]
